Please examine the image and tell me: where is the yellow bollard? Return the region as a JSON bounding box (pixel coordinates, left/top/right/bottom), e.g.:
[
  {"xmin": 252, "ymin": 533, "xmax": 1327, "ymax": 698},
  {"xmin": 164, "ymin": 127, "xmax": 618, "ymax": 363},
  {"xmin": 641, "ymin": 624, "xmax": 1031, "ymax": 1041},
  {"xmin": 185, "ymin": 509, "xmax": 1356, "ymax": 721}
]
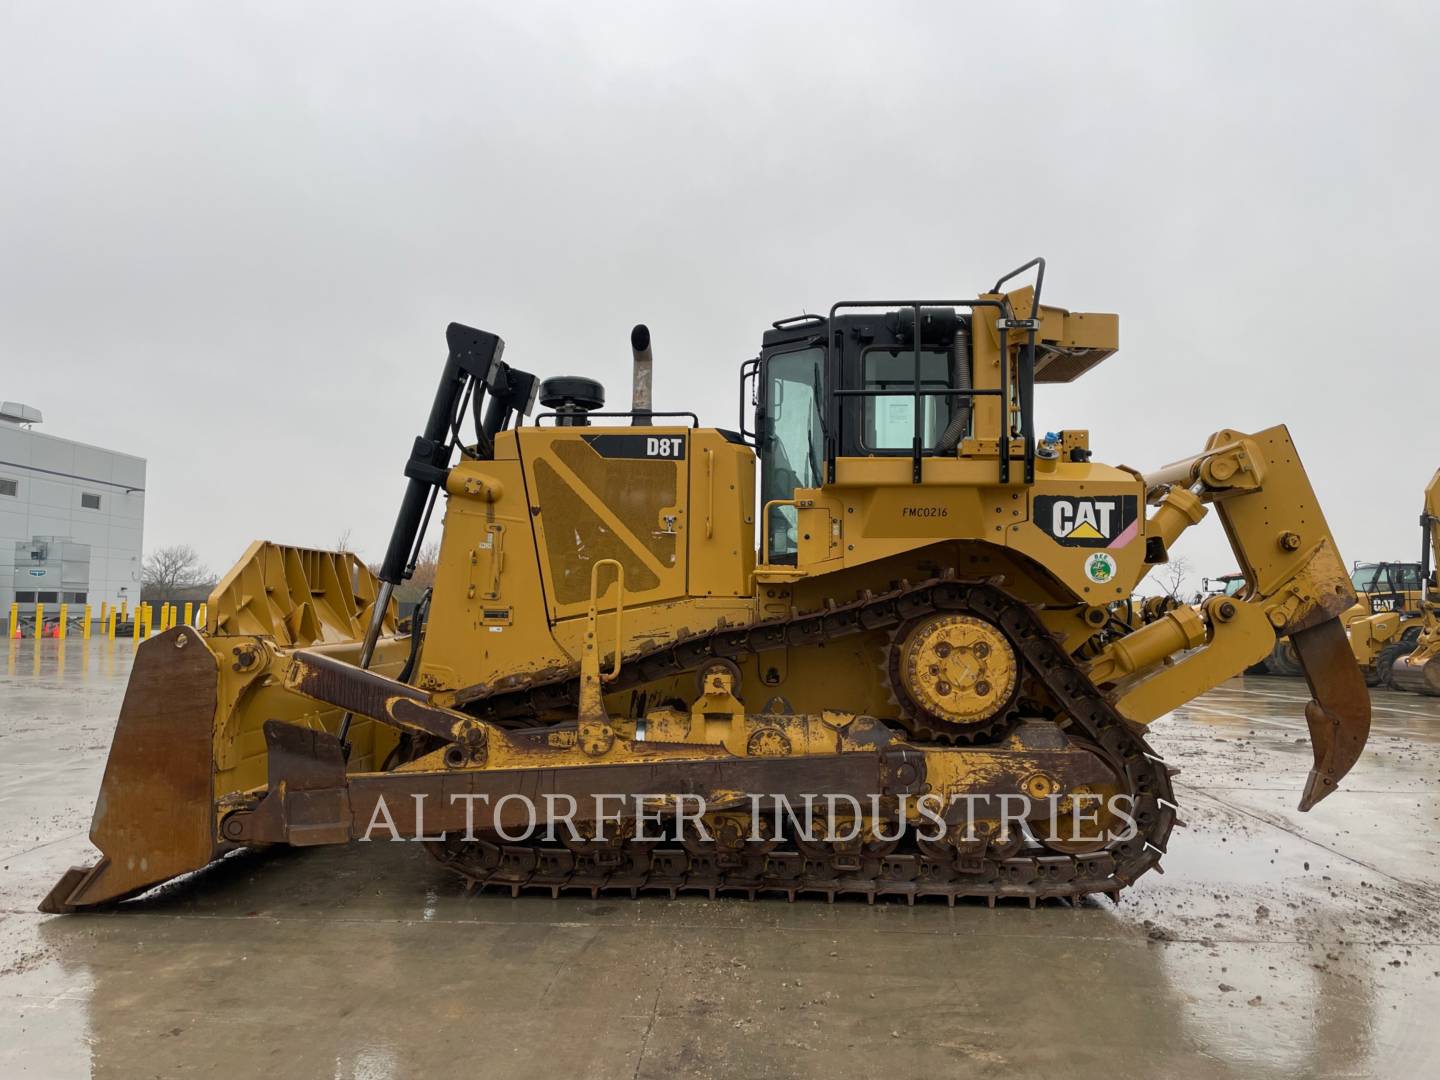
[
  {"xmin": 133, "ymin": 605, "xmax": 142, "ymax": 642},
  {"xmin": 163, "ymin": 603, "xmax": 172, "ymax": 631},
  {"xmin": 183, "ymin": 601, "xmax": 194, "ymax": 627},
  {"xmin": 58, "ymin": 603, "xmax": 68, "ymax": 639},
  {"xmin": 121, "ymin": 600, "xmax": 128, "ymax": 623},
  {"xmin": 7, "ymin": 603, "xmax": 16, "ymax": 640},
  {"xmin": 196, "ymin": 602, "xmax": 207, "ymax": 630},
  {"xmin": 35, "ymin": 602, "xmax": 44, "ymax": 639},
  {"xmin": 83, "ymin": 603, "xmax": 92, "ymax": 640},
  {"xmin": 108, "ymin": 609, "xmax": 117, "ymax": 640}
]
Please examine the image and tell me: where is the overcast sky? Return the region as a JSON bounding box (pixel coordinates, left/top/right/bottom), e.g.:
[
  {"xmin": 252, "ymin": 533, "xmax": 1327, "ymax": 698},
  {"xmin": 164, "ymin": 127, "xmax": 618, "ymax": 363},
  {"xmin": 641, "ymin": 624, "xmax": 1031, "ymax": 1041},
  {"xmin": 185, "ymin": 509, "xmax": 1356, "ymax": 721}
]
[{"xmin": 2, "ymin": 2, "xmax": 1436, "ymax": 590}]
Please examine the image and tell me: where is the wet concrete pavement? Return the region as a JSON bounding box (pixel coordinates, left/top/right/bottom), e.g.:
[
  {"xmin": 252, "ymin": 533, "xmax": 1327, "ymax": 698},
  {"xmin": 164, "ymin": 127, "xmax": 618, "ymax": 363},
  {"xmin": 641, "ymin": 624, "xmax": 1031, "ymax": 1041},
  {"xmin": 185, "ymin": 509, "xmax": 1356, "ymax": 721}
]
[{"xmin": 2, "ymin": 638, "xmax": 1437, "ymax": 1078}]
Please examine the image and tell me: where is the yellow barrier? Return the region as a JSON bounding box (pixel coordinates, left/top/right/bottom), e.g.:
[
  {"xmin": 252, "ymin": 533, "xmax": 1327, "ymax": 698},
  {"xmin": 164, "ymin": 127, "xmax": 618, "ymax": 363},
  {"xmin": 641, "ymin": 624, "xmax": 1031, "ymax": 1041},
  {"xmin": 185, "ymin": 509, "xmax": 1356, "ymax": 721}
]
[
  {"xmin": 35, "ymin": 602, "xmax": 45, "ymax": 639},
  {"xmin": 133, "ymin": 605, "xmax": 142, "ymax": 642},
  {"xmin": 83, "ymin": 603, "xmax": 92, "ymax": 640},
  {"xmin": 7, "ymin": 603, "xmax": 16, "ymax": 640},
  {"xmin": 107, "ymin": 609, "xmax": 117, "ymax": 640},
  {"xmin": 183, "ymin": 601, "xmax": 193, "ymax": 627},
  {"xmin": 58, "ymin": 603, "xmax": 69, "ymax": 639}
]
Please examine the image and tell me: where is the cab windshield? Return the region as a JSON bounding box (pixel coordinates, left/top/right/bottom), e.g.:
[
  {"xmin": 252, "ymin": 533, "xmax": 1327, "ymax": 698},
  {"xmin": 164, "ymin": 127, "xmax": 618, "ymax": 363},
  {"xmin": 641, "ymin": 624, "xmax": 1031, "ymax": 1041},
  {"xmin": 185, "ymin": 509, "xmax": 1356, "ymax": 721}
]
[{"xmin": 1351, "ymin": 564, "xmax": 1421, "ymax": 592}]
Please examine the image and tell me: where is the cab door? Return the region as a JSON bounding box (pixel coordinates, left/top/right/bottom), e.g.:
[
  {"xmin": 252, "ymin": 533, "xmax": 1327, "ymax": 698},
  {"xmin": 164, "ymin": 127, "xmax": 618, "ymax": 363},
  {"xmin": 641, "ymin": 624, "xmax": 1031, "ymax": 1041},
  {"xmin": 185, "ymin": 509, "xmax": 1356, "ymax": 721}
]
[{"xmin": 756, "ymin": 345, "xmax": 826, "ymax": 563}]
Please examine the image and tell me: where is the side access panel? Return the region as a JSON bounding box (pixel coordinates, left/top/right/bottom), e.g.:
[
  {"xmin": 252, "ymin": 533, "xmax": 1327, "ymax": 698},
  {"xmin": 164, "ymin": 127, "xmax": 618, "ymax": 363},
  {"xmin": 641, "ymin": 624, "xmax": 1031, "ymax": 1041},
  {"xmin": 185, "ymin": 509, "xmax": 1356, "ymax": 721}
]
[{"xmin": 519, "ymin": 426, "xmax": 692, "ymax": 619}]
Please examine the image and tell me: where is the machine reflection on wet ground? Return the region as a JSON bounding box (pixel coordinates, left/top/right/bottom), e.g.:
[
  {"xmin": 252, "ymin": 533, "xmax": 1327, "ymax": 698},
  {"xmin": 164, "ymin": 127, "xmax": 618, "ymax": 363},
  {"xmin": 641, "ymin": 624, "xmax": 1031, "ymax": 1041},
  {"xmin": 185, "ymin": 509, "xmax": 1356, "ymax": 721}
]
[{"xmin": 2, "ymin": 637, "xmax": 1437, "ymax": 1078}]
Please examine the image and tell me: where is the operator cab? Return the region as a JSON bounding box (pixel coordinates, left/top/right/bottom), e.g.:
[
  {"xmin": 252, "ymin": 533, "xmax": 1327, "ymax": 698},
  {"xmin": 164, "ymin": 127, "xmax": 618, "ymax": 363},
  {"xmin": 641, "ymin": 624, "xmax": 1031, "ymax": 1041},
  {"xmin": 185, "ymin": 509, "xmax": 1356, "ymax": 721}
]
[
  {"xmin": 740, "ymin": 260, "xmax": 1114, "ymax": 564},
  {"xmin": 1350, "ymin": 561, "xmax": 1423, "ymax": 612},
  {"xmin": 749, "ymin": 307, "xmax": 979, "ymax": 562}
]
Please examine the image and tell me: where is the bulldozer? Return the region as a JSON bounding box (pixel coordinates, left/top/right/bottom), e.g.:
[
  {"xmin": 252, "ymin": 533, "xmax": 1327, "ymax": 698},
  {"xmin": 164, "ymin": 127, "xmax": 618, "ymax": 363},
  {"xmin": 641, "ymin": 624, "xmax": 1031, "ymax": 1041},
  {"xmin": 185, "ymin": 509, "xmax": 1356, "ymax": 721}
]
[
  {"xmin": 42, "ymin": 259, "xmax": 1372, "ymax": 913},
  {"xmin": 1385, "ymin": 469, "xmax": 1440, "ymax": 694}
]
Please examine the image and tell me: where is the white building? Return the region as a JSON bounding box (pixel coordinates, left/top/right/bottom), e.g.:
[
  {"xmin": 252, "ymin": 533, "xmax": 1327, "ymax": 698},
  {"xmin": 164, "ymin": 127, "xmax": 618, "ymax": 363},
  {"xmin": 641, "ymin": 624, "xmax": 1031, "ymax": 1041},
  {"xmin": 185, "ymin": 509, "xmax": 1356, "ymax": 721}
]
[{"xmin": 0, "ymin": 402, "xmax": 146, "ymax": 616}]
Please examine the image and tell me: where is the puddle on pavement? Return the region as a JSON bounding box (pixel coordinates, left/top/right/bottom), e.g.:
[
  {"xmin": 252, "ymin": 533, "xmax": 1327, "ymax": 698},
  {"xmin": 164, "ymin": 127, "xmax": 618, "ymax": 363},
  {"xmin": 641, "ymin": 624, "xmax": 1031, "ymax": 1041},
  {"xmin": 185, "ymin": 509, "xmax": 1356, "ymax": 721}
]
[{"xmin": 3, "ymin": 644, "xmax": 1438, "ymax": 1077}]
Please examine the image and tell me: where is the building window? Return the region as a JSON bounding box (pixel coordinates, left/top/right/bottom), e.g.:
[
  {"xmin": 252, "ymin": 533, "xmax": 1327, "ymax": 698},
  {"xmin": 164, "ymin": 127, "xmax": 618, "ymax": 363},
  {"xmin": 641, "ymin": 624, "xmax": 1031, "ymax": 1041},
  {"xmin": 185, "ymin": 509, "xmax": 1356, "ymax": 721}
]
[
  {"xmin": 0, "ymin": 477, "xmax": 16, "ymax": 496},
  {"xmin": 66, "ymin": 592, "xmax": 87, "ymax": 603},
  {"xmin": 37, "ymin": 591, "xmax": 58, "ymax": 603},
  {"xmin": 81, "ymin": 492, "xmax": 102, "ymax": 510},
  {"xmin": 15, "ymin": 591, "xmax": 35, "ymax": 603}
]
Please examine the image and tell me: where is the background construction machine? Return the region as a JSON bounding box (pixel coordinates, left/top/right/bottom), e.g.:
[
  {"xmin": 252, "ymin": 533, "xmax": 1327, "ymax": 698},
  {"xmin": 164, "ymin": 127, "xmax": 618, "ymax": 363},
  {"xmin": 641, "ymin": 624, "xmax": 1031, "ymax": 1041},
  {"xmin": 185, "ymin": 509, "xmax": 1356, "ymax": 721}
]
[
  {"xmin": 1384, "ymin": 470, "xmax": 1440, "ymax": 694},
  {"xmin": 1253, "ymin": 559, "xmax": 1426, "ymax": 682},
  {"xmin": 42, "ymin": 260, "xmax": 1372, "ymax": 913}
]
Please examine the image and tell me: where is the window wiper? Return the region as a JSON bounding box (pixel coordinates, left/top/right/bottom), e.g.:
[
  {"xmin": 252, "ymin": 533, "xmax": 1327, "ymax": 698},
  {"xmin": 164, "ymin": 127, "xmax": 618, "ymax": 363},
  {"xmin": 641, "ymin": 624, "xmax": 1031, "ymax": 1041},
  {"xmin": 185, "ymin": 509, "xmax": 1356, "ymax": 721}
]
[
  {"xmin": 810, "ymin": 358, "xmax": 829, "ymax": 485},
  {"xmin": 805, "ymin": 410, "xmax": 823, "ymax": 487}
]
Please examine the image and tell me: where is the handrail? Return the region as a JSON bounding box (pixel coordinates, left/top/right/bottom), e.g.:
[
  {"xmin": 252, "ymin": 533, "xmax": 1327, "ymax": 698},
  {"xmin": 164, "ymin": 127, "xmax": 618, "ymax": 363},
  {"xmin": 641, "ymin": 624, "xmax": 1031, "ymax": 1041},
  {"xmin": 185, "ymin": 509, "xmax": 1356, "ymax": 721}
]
[
  {"xmin": 704, "ymin": 448, "xmax": 715, "ymax": 539},
  {"xmin": 826, "ymin": 298, "xmax": 1012, "ymax": 484},
  {"xmin": 587, "ymin": 558, "xmax": 625, "ymax": 682},
  {"xmin": 759, "ymin": 498, "xmax": 800, "ymax": 565},
  {"xmin": 534, "ymin": 411, "xmax": 700, "ymax": 428}
]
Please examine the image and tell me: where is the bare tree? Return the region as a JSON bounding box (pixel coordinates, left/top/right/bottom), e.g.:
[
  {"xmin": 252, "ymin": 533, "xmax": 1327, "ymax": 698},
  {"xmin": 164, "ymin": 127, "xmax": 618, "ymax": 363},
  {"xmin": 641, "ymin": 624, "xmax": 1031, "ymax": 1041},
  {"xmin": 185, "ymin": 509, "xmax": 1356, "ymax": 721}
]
[
  {"xmin": 142, "ymin": 544, "xmax": 215, "ymax": 607},
  {"xmin": 365, "ymin": 542, "xmax": 440, "ymax": 589},
  {"xmin": 1143, "ymin": 555, "xmax": 1193, "ymax": 602},
  {"xmin": 407, "ymin": 542, "xmax": 441, "ymax": 590},
  {"xmin": 334, "ymin": 527, "xmax": 353, "ymax": 553}
]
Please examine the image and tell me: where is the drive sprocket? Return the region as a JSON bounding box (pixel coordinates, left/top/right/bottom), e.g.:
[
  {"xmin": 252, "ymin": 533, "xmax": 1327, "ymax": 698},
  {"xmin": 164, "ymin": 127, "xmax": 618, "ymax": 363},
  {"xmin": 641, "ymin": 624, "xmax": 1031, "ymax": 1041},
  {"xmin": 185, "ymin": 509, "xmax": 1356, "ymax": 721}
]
[{"xmin": 887, "ymin": 613, "xmax": 1022, "ymax": 743}]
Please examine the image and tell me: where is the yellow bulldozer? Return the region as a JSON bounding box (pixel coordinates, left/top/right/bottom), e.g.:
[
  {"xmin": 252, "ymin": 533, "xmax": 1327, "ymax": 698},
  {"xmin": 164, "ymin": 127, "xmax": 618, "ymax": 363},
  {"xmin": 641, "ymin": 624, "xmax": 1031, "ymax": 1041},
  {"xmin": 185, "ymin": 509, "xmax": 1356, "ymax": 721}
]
[
  {"xmin": 1384, "ymin": 469, "xmax": 1440, "ymax": 694},
  {"xmin": 1250, "ymin": 560, "xmax": 1425, "ymax": 683},
  {"xmin": 43, "ymin": 260, "xmax": 1372, "ymax": 913}
]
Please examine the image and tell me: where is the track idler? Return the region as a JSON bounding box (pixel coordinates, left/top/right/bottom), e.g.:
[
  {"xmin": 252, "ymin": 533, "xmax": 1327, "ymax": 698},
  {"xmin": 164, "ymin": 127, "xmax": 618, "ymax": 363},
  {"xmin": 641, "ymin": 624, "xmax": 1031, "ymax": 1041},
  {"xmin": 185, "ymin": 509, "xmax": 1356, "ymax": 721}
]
[{"xmin": 1290, "ymin": 617, "xmax": 1372, "ymax": 811}]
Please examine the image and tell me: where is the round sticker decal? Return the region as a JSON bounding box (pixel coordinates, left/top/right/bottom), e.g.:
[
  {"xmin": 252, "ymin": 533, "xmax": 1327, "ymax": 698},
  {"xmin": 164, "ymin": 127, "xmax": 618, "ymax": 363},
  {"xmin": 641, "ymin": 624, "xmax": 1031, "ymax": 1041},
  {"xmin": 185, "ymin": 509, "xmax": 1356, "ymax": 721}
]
[{"xmin": 1084, "ymin": 552, "xmax": 1116, "ymax": 584}]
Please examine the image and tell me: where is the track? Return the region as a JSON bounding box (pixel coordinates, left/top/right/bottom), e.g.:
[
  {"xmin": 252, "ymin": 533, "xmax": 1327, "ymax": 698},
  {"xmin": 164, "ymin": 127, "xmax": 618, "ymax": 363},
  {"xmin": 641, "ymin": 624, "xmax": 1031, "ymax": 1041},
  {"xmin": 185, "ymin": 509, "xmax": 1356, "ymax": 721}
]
[{"xmin": 430, "ymin": 576, "xmax": 1179, "ymax": 905}]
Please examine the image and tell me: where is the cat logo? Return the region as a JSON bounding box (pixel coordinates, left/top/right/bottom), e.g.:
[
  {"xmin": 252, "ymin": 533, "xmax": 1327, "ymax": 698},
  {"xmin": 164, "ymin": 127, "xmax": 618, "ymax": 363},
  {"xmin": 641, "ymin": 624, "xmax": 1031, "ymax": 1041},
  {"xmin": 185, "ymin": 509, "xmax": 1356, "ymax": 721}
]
[{"xmin": 1034, "ymin": 495, "xmax": 1139, "ymax": 549}]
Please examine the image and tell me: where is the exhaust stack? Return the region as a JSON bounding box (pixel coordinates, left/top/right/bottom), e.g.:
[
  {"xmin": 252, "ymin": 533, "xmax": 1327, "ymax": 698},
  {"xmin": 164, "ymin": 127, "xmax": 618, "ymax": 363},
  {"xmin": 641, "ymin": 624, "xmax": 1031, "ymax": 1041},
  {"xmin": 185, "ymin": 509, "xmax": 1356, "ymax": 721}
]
[{"xmin": 630, "ymin": 324, "xmax": 652, "ymax": 424}]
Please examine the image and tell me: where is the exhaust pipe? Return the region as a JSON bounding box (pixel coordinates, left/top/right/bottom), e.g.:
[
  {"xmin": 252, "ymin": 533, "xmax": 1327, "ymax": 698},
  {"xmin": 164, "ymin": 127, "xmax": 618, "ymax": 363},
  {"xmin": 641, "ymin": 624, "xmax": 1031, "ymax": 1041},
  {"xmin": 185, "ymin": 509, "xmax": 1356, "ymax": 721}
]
[{"xmin": 631, "ymin": 324, "xmax": 652, "ymax": 425}]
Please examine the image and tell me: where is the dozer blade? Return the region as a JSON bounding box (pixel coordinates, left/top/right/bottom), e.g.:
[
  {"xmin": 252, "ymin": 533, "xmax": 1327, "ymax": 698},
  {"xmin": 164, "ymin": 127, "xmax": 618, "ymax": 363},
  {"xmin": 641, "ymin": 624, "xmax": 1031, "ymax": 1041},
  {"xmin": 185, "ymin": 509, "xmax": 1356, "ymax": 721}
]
[
  {"xmin": 1291, "ymin": 616, "xmax": 1372, "ymax": 811},
  {"xmin": 40, "ymin": 627, "xmax": 221, "ymax": 914},
  {"xmin": 1389, "ymin": 651, "xmax": 1440, "ymax": 695}
]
